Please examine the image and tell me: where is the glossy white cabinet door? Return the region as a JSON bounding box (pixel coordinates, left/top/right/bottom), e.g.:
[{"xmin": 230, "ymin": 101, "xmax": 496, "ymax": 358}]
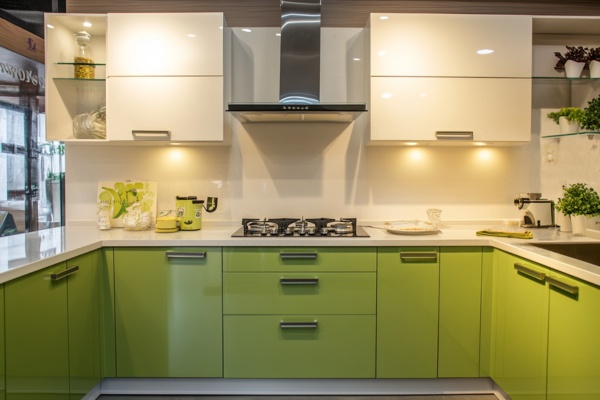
[
  {"xmin": 370, "ymin": 14, "xmax": 532, "ymax": 78},
  {"xmin": 370, "ymin": 77, "xmax": 531, "ymax": 143},
  {"xmin": 107, "ymin": 13, "xmax": 224, "ymax": 77},
  {"xmin": 107, "ymin": 76, "xmax": 224, "ymax": 142}
]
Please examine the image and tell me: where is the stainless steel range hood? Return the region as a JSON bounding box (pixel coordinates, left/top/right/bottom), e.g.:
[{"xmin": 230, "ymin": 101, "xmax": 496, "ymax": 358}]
[{"xmin": 227, "ymin": 0, "xmax": 367, "ymax": 123}]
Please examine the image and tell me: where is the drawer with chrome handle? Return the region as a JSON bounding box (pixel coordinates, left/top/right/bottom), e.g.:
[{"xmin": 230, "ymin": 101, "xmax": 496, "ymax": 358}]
[
  {"xmin": 400, "ymin": 251, "xmax": 438, "ymax": 263},
  {"xmin": 50, "ymin": 265, "xmax": 79, "ymax": 281},
  {"xmin": 166, "ymin": 251, "xmax": 207, "ymax": 260},
  {"xmin": 514, "ymin": 262, "xmax": 546, "ymax": 282}
]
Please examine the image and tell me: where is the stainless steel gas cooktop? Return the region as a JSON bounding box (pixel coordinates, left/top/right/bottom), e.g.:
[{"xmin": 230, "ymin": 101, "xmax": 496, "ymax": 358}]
[{"xmin": 232, "ymin": 217, "xmax": 369, "ymax": 238}]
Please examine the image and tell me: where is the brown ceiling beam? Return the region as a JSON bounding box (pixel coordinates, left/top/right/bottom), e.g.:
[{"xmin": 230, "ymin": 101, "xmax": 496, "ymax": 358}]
[{"xmin": 66, "ymin": 0, "xmax": 600, "ymax": 27}]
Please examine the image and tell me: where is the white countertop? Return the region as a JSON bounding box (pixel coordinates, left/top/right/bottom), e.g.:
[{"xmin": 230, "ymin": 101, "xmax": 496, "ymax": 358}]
[{"xmin": 1, "ymin": 223, "xmax": 599, "ymax": 286}]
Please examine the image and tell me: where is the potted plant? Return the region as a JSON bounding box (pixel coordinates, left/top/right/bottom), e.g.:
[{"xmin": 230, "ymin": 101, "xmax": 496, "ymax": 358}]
[
  {"xmin": 587, "ymin": 47, "xmax": 600, "ymax": 78},
  {"xmin": 555, "ymin": 183, "xmax": 600, "ymax": 235},
  {"xmin": 580, "ymin": 95, "xmax": 600, "ymax": 132},
  {"xmin": 554, "ymin": 45, "xmax": 588, "ymax": 77},
  {"xmin": 547, "ymin": 107, "xmax": 584, "ymax": 134}
]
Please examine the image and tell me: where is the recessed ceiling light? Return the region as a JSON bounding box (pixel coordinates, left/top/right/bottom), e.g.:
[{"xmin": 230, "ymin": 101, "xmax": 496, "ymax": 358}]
[
  {"xmin": 242, "ymin": 28, "xmax": 252, "ymax": 33},
  {"xmin": 83, "ymin": 21, "xmax": 92, "ymax": 28},
  {"xmin": 352, "ymin": 57, "xmax": 361, "ymax": 61},
  {"xmin": 477, "ymin": 49, "xmax": 494, "ymax": 55},
  {"xmin": 379, "ymin": 16, "xmax": 389, "ymax": 20},
  {"xmin": 46, "ymin": 24, "xmax": 55, "ymax": 29},
  {"xmin": 187, "ymin": 34, "xmax": 197, "ymax": 38}
]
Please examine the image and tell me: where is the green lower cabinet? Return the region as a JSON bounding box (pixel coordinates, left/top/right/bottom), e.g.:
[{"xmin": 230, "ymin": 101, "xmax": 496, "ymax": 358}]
[
  {"xmin": 377, "ymin": 247, "xmax": 439, "ymax": 378},
  {"xmin": 67, "ymin": 251, "xmax": 102, "ymax": 400},
  {"xmin": 5, "ymin": 251, "xmax": 102, "ymax": 400},
  {"xmin": 5, "ymin": 262, "xmax": 70, "ymax": 400},
  {"xmin": 491, "ymin": 250, "xmax": 549, "ymax": 400},
  {"xmin": 547, "ymin": 271, "xmax": 600, "ymax": 400},
  {"xmin": 223, "ymin": 315, "xmax": 376, "ymax": 378},
  {"xmin": 114, "ymin": 247, "xmax": 222, "ymax": 378},
  {"xmin": 438, "ymin": 247, "xmax": 483, "ymax": 378}
]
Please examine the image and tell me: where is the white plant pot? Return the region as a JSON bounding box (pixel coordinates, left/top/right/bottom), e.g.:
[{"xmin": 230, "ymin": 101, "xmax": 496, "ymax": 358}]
[
  {"xmin": 556, "ymin": 213, "xmax": 572, "ymax": 232},
  {"xmin": 590, "ymin": 60, "xmax": 600, "ymax": 78},
  {"xmin": 564, "ymin": 60, "xmax": 585, "ymax": 78},
  {"xmin": 558, "ymin": 116, "xmax": 580, "ymax": 135},
  {"xmin": 571, "ymin": 214, "xmax": 587, "ymax": 236}
]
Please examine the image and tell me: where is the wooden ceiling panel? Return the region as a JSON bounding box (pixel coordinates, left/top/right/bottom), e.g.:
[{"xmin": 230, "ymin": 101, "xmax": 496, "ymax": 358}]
[{"xmin": 66, "ymin": 0, "xmax": 600, "ymax": 27}]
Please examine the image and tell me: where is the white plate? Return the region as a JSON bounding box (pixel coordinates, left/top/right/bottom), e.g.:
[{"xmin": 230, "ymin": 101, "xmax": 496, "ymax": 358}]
[{"xmin": 384, "ymin": 220, "xmax": 440, "ymax": 235}]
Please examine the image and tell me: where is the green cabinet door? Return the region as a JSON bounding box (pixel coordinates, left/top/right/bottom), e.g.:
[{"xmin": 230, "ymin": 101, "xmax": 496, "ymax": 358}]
[
  {"xmin": 492, "ymin": 250, "xmax": 548, "ymax": 400},
  {"xmin": 67, "ymin": 251, "xmax": 102, "ymax": 400},
  {"xmin": 224, "ymin": 315, "xmax": 376, "ymax": 378},
  {"xmin": 438, "ymin": 247, "xmax": 482, "ymax": 378},
  {"xmin": 547, "ymin": 271, "xmax": 600, "ymax": 400},
  {"xmin": 5, "ymin": 262, "xmax": 70, "ymax": 400},
  {"xmin": 114, "ymin": 247, "xmax": 222, "ymax": 378},
  {"xmin": 377, "ymin": 247, "xmax": 439, "ymax": 378}
]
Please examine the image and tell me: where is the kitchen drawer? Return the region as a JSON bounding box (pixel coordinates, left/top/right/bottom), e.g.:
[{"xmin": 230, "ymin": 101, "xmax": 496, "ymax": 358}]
[
  {"xmin": 223, "ymin": 247, "xmax": 376, "ymax": 272},
  {"xmin": 223, "ymin": 272, "xmax": 376, "ymax": 314},
  {"xmin": 223, "ymin": 315, "xmax": 376, "ymax": 378}
]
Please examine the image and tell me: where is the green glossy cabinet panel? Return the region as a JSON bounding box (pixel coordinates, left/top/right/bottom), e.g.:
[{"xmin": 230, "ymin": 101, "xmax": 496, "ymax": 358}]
[
  {"xmin": 5, "ymin": 262, "xmax": 70, "ymax": 400},
  {"xmin": 547, "ymin": 270, "xmax": 600, "ymax": 400},
  {"xmin": 224, "ymin": 315, "xmax": 376, "ymax": 378},
  {"xmin": 67, "ymin": 251, "xmax": 102, "ymax": 400},
  {"xmin": 114, "ymin": 247, "xmax": 222, "ymax": 378},
  {"xmin": 223, "ymin": 247, "xmax": 376, "ymax": 272},
  {"xmin": 377, "ymin": 247, "xmax": 439, "ymax": 378},
  {"xmin": 492, "ymin": 250, "xmax": 548, "ymax": 400},
  {"xmin": 224, "ymin": 272, "xmax": 376, "ymax": 314},
  {"xmin": 479, "ymin": 247, "xmax": 494, "ymax": 378},
  {"xmin": 438, "ymin": 247, "xmax": 482, "ymax": 378}
]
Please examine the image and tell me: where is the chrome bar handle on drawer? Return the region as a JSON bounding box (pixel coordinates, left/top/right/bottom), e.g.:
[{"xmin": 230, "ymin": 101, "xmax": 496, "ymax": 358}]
[
  {"xmin": 514, "ymin": 263, "xmax": 546, "ymax": 282},
  {"xmin": 280, "ymin": 277, "xmax": 319, "ymax": 285},
  {"xmin": 166, "ymin": 251, "xmax": 207, "ymax": 259},
  {"xmin": 50, "ymin": 265, "xmax": 79, "ymax": 281},
  {"xmin": 435, "ymin": 131, "xmax": 474, "ymax": 141},
  {"xmin": 400, "ymin": 252, "xmax": 438, "ymax": 262},
  {"xmin": 280, "ymin": 321, "xmax": 318, "ymax": 329},
  {"xmin": 280, "ymin": 252, "xmax": 318, "ymax": 260},
  {"xmin": 546, "ymin": 276, "xmax": 579, "ymax": 295}
]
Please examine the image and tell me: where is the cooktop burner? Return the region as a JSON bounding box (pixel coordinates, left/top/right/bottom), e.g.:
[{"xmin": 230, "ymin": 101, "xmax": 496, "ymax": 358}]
[{"xmin": 231, "ymin": 217, "xmax": 370, "ymax": 238}]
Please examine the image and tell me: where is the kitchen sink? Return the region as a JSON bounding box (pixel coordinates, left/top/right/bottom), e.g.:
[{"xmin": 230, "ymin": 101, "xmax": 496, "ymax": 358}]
[{"xmin": 528, "ymin": 242, "xmax": 600, "ymax": 267}]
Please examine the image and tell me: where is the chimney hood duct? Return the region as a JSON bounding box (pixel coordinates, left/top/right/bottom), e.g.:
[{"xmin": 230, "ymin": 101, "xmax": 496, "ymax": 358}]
[{"xmin": 227, "ymin": 0, "xmax": 367, "ymax": 123}]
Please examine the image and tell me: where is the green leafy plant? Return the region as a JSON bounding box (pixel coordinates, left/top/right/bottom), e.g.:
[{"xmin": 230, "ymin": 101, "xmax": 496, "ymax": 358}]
[
  {"xmin": 547, "ymin": 107, "xmax": 584, "ymax": 124},
  {"xmin": 580, "ymin": 95, "xmax": 600, "ymax": 131},
  {"xmin": 555, "ymin": 183, "xmax": 600, "ymax": 217}
]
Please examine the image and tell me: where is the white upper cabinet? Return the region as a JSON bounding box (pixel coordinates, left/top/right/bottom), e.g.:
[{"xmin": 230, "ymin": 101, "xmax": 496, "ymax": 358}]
[
  {"xmin": 368, "ymin": 13, "xmax": 532, "ymax": 145},
  {"xmin": 370, "ymin": 14, "xmax": 532, "ymax": 78},
  {"xmin": 107, "ymin": 13, "xmax": 224, "ymax": 77},
  {"xmin": 106, "ymin": 76, "xmax": 224, "ymax": 142},
  {"xmin": 371, "ymin": 77, "xmax": 531, "ymax": 144}
]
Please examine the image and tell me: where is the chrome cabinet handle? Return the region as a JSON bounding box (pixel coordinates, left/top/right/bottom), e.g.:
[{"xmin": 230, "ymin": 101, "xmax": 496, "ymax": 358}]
[
  {"xmin": 280, "ymin": 321, "xmax": 318, "ymax": 329},
  {"xmin": 400, "ymin": 252, "xmax": 438, "ymax": 262},
  {"xmin": 514, "ymin": 263, "xmax": 546, "ymax": 282},
  {"xmin": 280, "ymin": 252, "xmax": 318, "ymax": 260},
  {"xmin": 435, "ymin": 131, "xmax": 474, "ymax": 141},
  {"xmin": 280, "ymin": 277, "xmax": 319, "ymax": 285},
  {"xmin": 131, "ymin": 130, "xmax": 171, "ymax": 141},
  {"xmin": 547, "ymin": 276, "xmax": 579, "ymax": 295},
  {"xmin": 166, "ymin": 251, "xmax": 206, "ymax": 259},
  {"xmin": 50, "ymin": 265, "xmax": 79, "ymax": 281}
]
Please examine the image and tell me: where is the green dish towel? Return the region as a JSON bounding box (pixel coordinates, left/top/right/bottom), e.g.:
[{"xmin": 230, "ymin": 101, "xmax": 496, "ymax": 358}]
[{"xmin": 476, "ymin": 228, "xmax": 533, "ymax": 239}]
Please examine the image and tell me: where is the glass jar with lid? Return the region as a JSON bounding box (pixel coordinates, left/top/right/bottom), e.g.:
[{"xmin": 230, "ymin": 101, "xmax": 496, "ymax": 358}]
[{"xmin": 74, "ymin": 31, "xmax": 95, "ymax": 79}]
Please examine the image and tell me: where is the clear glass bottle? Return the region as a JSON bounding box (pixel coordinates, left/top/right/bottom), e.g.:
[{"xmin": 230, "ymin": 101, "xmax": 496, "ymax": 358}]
[{"xmin": 74, "ymin": 31, "xmax": 95, "ymax": 79}]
